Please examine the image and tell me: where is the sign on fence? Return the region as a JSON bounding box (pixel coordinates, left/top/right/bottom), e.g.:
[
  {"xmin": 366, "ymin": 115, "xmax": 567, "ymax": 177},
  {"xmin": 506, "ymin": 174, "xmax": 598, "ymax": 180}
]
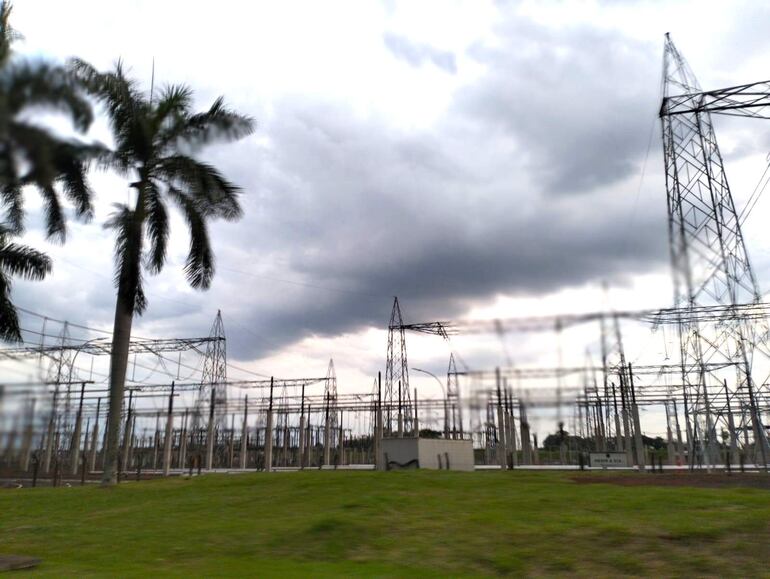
[{"xmin": 589, "ymin": 452, "xmax": 628, "ymax": 468}]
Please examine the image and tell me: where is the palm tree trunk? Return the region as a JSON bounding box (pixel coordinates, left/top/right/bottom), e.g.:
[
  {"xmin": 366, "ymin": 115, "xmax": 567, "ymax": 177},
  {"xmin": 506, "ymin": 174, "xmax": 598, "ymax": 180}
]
[{"xmin": 101, "ymin": 286, "xmax": 135, "ymax": 485}]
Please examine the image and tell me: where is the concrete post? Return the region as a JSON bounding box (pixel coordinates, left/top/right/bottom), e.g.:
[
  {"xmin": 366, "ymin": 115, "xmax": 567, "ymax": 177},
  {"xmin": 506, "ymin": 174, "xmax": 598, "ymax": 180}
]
[
  {"xmin": 162, "ymin": 382, "xmax": 175, "ymax": 476},
  {"xmin": 179, "ymin": 410, "xmax": 189, "ymax": 471},
  {"xmin": 397, "ymin": 380, "xmax": 403, "ymax": 438},
  {"xmin": 264, "ymin": 377, "xmax": 274, "ymax": 472},
  {"xmin": 70, "ymin": 383, "xmax": 86, "ymax": 475},
  {"xmin": 628, "ymin": 366, "xmax": 645, "ymax": 472},
  {"xmin": 152, "ymin": 413, "xmax": 161, "ymax": 470},
  {"xmin": 413, "ymin": 388, "xmax": 419, "ymax": 437},
  {"xmin": 81, "ymin": 419, "xmax": 90, "ymax": 477},
  {"xmin": 338, "ymin": 410, "xmax": 344, "ymax": 466},
  {"xmin": 43, "ymin": 389, "xmax": 58, "ymax": 473},
  {"xmin": 611, "ymin": 382, "xmax": 623, "ymax": 452},
  {"xmin": 4, "ymin": 415, "xmax": 18, "ymax": 463},
  {"xmin": 206, "ymin": 387, "xmax": 216, "ymax": 470},
  {"xmin": 298, "ymin": 384, "xmax": 306, "ymax": 468},
  {"xmin": 505, "ymin": 390, "xmax": 517, "ymax": 467},
  {"xmin": 304, "ymin": 406, "xmax": 312, "ymax": 468},
  {"xmin": 443, "ymin": 398, "xmax": 450, "ymax": 439},
  {"xmin": 702, "ymin": 374, "xmax": 718, "ymax": 467},
  {"xmin": 126, "ymin": 417, "xmax": 136, "ymax": 471},
  {"xmin": 724, "ymin": 381, "xmax": 738, "ymax": 463},
  {"xmin": 89, "ymin": 398, "xmax": 100, "ymax": 472},
  {"xmin": 495, "ymin": 369, "xmax": 507, "ymax": 469},
  {"xmin": 282, "ymin": 423, "xmax": 289, "ymax": 467},
  {"xmin": 673, "ymin": 399, "xmax": 684, "ymax": 465},
  {"xmin": 323, "ymin": 391, "xmax": 331, "ymax": 466},
  {"xmin": 229, "ymin": 423, "xmax": 236, "ymax": 469},
  {"xmin": 520, "ymin": 403, "xmax": 531, "ymax": 465},
  {"xmin": 375, "ymin": 372, "xmax": 383, "ymax": 470},
  {"xmin": 121, "ymin": 391, "xmax": 134, "ymax": 472},
  {"xmin": 666, "ymin": 403, "xmax": 677, "ymax": 466},
  {"xmin": 298, "ymin": 415, "xmax": 306, "ymax": 469},
  {"xmin": 504, "ymin": 411, "xmax": 514, "ymax": 469},
  {"xmin": 20, "ymin": 398, "xmax": 35, "ymax": 472},
  {"xmin": 632, "ymin": 402, "xmax": 646, "ymax": 472},
  {"xmin": 619, "ymin": 379, "xmax": 633, "ymax": 465},
  {"xmin": 240, "ymin": 395, "xmax": 248, "ymax": 470}
]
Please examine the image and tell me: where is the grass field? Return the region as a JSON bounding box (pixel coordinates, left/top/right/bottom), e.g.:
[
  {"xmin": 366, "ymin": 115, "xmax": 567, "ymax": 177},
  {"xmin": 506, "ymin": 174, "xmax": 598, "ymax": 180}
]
[{"xmin": 2, "ymin": 471, "xmax": 770, "ymax": 577}]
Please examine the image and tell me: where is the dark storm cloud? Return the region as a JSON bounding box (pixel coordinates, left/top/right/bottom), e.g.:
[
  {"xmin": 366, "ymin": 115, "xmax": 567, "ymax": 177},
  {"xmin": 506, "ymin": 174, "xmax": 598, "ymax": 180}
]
[
  {"xmin": 10, "ymin": 9, "xmax": 673, "ymax": 364},
  {"xmin": 202, "ymin": 88, "xmax": 668, "ymax": 360},
  {"xmin": 383, "ymin": 32, "xmax": 457, "ymax": 74},
  {"xmin": 460, "ymin": 22, "xmax": 660, "ymax": 194}
]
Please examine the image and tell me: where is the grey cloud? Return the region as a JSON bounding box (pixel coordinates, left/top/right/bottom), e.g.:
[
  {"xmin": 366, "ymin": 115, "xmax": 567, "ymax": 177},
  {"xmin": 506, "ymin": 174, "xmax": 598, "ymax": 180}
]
[
  {"xmin": 460, "ymin": 21, "xmax": 660, "ymax": 195},
  {"xmin": 383, "ymin": 32, "xmax": 457, "ymax": 74},
  {"xmin": 12, "ymin": 8, "xmax": 680, "ymax": 370},
  {"xmin": 196, "ymin": 91, "xmax": 669, "ymax": 361}
]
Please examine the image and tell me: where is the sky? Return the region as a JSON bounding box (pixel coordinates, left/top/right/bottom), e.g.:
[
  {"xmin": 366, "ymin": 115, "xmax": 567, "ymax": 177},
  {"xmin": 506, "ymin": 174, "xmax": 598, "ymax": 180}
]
[{"xmin": 7, "ymin": 0, "xmax": 770, "ymax": 434}]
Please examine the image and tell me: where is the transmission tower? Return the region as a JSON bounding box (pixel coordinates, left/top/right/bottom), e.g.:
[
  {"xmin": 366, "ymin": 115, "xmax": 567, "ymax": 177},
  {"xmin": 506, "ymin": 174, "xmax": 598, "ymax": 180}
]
[
  {"xmin": 385, "ymin": 297, "xmax": 412, "ymax": 436},
  {"xmin": 447, "ymin": 353, "xmax": 463, "ymax": 438},
  {"xmin": 200, "ymin": 310, "xmax": 228, "ymax": 426},
  {"xmin": 323, "ymin": 358, "xmax": 338, "ymax": 464},
  {"xmin": 661, "ymin": 34, "xmax": 769, "ymax": 466},
  {"xmin": 45, "ymin": 322, "xmax": 75, "ymax": 385},
  {"xmin": 45, "ymin": 322, "xmax": 76, "ymax": 435}
]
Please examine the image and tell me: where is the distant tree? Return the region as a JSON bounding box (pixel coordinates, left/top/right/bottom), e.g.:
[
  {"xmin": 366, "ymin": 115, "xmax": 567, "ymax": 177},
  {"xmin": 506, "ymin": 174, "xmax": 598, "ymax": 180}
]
[
  {"xmin": 0, "ymin": 2, "xmax": 95, "ymax": 340},
  {"xmin": 418, "ymin": 428, "xmax": 442, "ymax": 439},
  {"xmin": 542, "ymin": 430, "xmax": 594, "ymax": 452},
  {"xmin": 71, "ymin": 59, "xmax": 254, "ymax": 485},
  {"xmin": 641, "ymin": 435, "xmax": 666, "ymax": 451}
]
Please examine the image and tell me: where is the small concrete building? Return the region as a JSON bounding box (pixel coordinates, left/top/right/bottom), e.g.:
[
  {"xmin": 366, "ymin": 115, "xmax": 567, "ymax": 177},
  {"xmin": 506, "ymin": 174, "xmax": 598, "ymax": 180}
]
[{"xmin": 380, "ymin": 437, "xmax": 474, "ymax": 471}]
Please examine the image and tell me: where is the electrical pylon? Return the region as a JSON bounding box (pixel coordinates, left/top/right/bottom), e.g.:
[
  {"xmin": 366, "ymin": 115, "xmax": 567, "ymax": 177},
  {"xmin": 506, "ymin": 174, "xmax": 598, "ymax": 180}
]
[
  {"xmin": 323, "ymin": 358, "xmax": 338, "ymax": 465},
  {"xmin": 200, "ymin": 310, "xmax": 228, "ymax": 427},
  {"xmin": 661, "ymin": 34, "xmax": 769, "ymax": 466},
  {"xmin": 447, "ymin": 353, "xmax": 463, "ymax": 438},
  {"xmin": 385, "ymin": 297, "xmax": 412, "ymax": 436}
]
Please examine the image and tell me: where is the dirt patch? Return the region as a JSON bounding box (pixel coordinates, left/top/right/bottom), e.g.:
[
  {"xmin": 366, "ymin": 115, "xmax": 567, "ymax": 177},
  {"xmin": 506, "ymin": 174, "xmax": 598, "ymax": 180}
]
[
  {"xmin": 570, "ymin": 472, "xmax": 770, "ymax": 490},
  {"xmin": 0, "ymin": 555, "xmax": 41, "ymax": 571}
]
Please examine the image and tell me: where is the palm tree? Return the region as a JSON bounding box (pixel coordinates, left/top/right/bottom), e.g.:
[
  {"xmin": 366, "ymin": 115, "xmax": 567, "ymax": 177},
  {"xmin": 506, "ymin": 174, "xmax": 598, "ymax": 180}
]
[
  {"xmin": 71, "ymin": 59, "xmax": 254, "ymax": 485},
  {"xmin": 0, "ymin": 223, "xmax": 50, "ymax": 340},
  {"xmin": 0, "ymin": 2, "xmax": 95, "ymax": 341},
  {"xmin": 0, "ymin": 2, "xmax": 95, "ymax": 240}
]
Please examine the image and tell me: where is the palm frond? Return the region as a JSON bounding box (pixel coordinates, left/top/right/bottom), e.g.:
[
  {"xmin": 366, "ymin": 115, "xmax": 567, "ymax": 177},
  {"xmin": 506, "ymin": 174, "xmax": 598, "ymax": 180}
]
[
  {"xmin": 51, "ymin": 140, "xmax": 101, "ymax": 222},
  {"xmin": 0, "ymin": 2, "xmax": 22, "ymax": 70},
  {"xmin": 143, "ymin": 181, "xmax": 168, "ymax": 274},
  {"xmin": 0, "ymin": 152, "xmax": 23, "ymax": 232},
  {"xmin": 37, "ymin": 185, "xmax": 66, "ymax": 242},
  {"xmin": 167, "ymin": 186, "xmax": 214, "ymax": 289},
  {"xmin": 0, "ymin": 278, "xmax": 22, "ymax": 342},
  {"xmin": 0, "ymin": 240, "xmax": 51, "ymax": 280},
  {"xmin": 0, "ymin": 223, "xmax": 50, "ymax": 342},
  {"xmin": 159, "ymin": 155, "xmax": 242, "ymax": 220},
  {"xmin": 7, "ymin": 61, "xmax": 93, "ymax": 131},
  {"xmin": 159, "ymin": 96, "xmax": 254, "ymax": 150},
  {"xmin": 105, "ymin": 203, "xmax": 146, "ymax": 313},
  {"xmin": 69, "ymin": 58, "xmax": 146, "ymax": 155},
  {"xmin": 153, "ymin": 84, "xmax": 192, "ymax": 127}
]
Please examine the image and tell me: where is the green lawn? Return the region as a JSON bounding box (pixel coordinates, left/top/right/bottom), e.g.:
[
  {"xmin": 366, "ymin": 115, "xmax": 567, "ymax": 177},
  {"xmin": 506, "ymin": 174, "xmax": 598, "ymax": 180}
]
[{"xmin": 2, "ymin": 471, "xmax": 769, "ymax": 577}]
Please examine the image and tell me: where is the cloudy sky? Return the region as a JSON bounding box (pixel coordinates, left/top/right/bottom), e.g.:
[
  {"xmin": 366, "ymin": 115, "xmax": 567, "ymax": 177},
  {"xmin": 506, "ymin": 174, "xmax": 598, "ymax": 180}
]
[{"xmin": 8, "ymin": 0, "xmax": 770, "ymax": 410}]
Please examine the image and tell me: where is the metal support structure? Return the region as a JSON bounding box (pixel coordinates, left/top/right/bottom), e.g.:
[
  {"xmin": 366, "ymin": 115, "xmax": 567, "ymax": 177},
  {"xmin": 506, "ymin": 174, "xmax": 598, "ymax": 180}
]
[
  {"xmin": 385, "ymin": 297, "xmax": 412, "ymax": 436},
  {"xmin": 661, "ymin": 34, "xmax": 770, "ymax": 468}
]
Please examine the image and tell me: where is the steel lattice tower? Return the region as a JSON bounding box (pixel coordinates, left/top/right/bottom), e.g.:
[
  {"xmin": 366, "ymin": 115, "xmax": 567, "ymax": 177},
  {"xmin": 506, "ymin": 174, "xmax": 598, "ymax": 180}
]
[
  {"xmin": 446, "ymin": 353, "xmax": 463, "ymax": 438},
  {"xmin": 385, "ymin": 297, "xmax": 412, "ymax": 436},
  {"xmin": 661, "ymin": 34, "xmax": 769, "ymax": 466},
  {"xmin": 200, "ymin": 310, "xmax": 228, "ymax": 426},
  {"xmin": 323, "ymin": 358, "xmax": 338, "ymax": 462}
]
